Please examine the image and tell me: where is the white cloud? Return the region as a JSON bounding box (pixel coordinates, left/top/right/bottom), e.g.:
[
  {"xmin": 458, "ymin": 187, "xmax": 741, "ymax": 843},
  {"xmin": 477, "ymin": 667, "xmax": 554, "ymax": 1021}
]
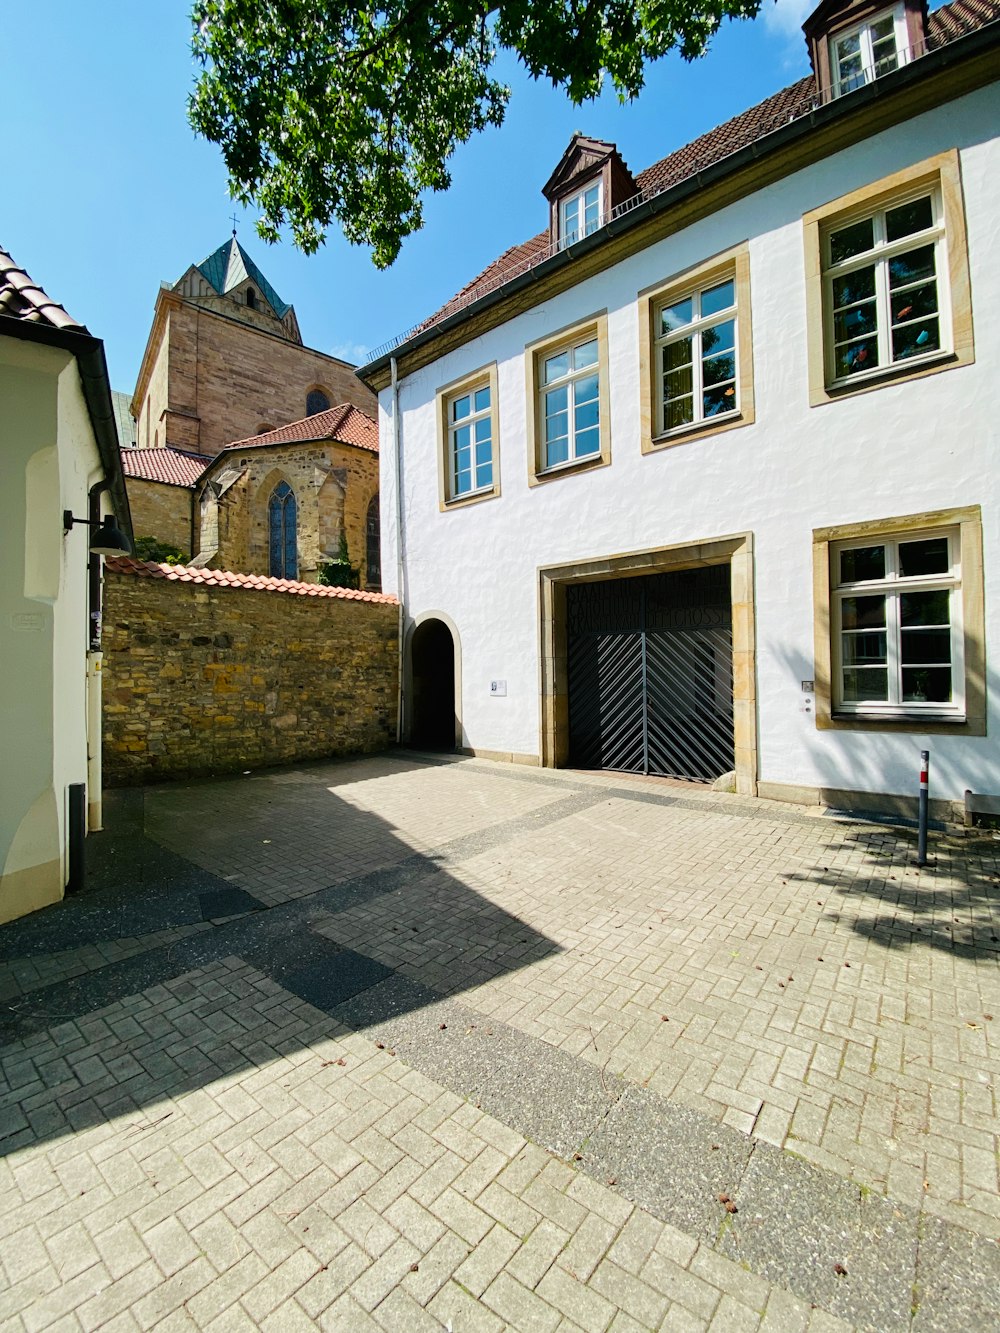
[
  {"xmin": 329, "ymin": 339, "xmax": 372, "ymax": 365},
  {"xmin": 760, "ymin": 0, "xmax": 814, "ymax": 41}
]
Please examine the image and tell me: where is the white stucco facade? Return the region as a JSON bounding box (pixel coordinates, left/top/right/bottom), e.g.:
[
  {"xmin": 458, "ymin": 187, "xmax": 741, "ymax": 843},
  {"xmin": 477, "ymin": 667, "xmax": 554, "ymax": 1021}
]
[
  {"xmin": 1, "ymin": 339, "xmax": 105, "ymax": 923},
  {"xmin": 377, "ymin": 79, "xmax": 999, "ymax": 815}
]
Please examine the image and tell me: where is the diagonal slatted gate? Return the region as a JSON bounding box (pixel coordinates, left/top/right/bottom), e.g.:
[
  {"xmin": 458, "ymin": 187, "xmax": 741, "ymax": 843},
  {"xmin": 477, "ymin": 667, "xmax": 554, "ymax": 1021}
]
[{"xmin": 567, "ymin": 566, "xmax": 734, "ymax": 783}]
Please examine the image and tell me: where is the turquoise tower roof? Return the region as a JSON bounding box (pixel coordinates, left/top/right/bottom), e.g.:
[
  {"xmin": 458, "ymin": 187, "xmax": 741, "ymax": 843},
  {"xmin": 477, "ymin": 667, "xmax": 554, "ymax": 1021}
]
[{"xmin": 194, "ymin": 237, "xmax": 291, "ymax": 319}]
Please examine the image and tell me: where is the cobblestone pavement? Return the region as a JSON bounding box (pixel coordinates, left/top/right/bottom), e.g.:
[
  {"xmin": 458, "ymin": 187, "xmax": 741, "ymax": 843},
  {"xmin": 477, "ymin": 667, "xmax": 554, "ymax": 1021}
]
[{"xmin": 2, "ymin": 752, "xmax": 999, "ymax": 1332}]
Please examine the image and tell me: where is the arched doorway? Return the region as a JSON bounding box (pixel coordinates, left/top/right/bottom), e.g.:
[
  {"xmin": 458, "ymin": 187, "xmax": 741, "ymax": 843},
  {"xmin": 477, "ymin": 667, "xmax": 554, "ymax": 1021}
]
[{"xmin": 410, "ymin": 618, "xmax": 456, "ymax": 750}]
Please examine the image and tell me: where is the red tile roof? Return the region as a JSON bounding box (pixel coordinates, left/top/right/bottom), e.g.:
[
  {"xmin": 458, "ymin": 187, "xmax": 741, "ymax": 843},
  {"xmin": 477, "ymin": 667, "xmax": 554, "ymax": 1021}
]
[
  {"xmin": 0, "ymin": 247, "xmax": 84, "ymax": 331},
  {"xmin": 227, "ymin": 404, "xmax": 378, "ymax": 454},
  {"xmin": 106, "ymin": 557, "xmax": 397, "ymax": 604},
  {"xmin": 121, "ymin": 446, "xmax": 212, "ymax": 488},
  {"xmin": 415, "ymin": 0, "xmax": 998, "ymax": 333}
]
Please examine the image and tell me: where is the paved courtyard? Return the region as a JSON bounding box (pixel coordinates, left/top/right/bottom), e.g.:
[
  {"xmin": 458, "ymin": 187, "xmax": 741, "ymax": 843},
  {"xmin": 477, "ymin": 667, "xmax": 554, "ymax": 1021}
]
[{"xmin": 1, "ymin": 752, "xmax": 999, "ymax": 1332}]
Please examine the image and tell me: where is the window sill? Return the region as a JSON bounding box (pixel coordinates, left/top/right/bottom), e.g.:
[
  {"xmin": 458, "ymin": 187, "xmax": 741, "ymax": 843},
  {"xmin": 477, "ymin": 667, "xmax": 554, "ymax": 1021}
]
[
  {"xmin": 815, "ymin": 349, "xmax": 960, "ymax": 404},
  {"xmin": 820, "ymin": 708, "xmax": 983, "ymax": 735},
  {"xmin": 443, "ymin": 485, "xmax": 499, "ymax": 511},
  {"xmin": 531, "ymin": 450, "xmax": 608, "ymax": 485},
  {"xmin": 644, "ymin": 410, "xmax": 747, "ymax": 453}
]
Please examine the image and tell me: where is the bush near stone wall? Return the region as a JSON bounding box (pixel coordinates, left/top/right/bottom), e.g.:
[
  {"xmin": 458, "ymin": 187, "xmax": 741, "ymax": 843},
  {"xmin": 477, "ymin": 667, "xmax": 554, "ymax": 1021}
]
[{"xmin": 102, "ymin": 567, "xmax": 398, "ymax": 783}]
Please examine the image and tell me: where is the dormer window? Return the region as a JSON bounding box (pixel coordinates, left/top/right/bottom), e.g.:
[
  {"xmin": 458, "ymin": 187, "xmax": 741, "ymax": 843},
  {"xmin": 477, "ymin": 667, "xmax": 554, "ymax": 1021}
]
[
  {"xmin": 831, "ymin": 6, "xmax": 906, "ymax": 94},
  {"xmin": 560, "ymin": 182, "xmax": 602, "ymax": 246}
]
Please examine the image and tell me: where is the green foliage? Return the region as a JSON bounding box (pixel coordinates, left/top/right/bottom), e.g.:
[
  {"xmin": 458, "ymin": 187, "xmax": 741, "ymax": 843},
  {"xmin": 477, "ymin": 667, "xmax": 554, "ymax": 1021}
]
[
  {"xmin": 134, "ymin": 536, "xmax": 188, "ymax": 565},
  {"xmin": 317, "ymin": 531, "xmax": 360, "ymax": 587},
  {"xmin": 189, "ymin": 0, "xmax": 763, "ymax": 269}
]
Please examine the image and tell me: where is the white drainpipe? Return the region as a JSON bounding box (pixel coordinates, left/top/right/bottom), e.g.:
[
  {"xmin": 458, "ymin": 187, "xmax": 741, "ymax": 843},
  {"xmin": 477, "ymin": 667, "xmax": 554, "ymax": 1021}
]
[{"xmin": 391, "ymin": 355, "xmax": 405, "ymax": 744}]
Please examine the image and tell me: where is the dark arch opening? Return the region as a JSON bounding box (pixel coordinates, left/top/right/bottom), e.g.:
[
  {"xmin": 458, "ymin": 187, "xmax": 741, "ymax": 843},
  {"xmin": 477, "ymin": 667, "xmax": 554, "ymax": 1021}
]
[
  {"xmin": 246, "ymin": 286, "xmax": 257, "ymax": 309},
  {"xmin": 410, "ymin": 619, "xmax": 456, "ymax": 751}
]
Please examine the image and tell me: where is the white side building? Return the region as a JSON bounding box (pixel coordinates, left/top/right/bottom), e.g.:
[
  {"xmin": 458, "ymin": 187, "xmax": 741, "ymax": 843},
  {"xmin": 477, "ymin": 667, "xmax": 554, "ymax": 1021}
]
[{"xmin": 359, "ymin": 0, "xmax": 1000, "ymax": 821}]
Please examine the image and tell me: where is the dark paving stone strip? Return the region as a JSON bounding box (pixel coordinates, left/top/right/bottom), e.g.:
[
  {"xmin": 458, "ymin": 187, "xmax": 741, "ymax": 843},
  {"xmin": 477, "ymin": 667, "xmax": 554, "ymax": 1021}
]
[{"xmin": 324, "ymin": 978, "xmax": 1000, "ymax": 1333}]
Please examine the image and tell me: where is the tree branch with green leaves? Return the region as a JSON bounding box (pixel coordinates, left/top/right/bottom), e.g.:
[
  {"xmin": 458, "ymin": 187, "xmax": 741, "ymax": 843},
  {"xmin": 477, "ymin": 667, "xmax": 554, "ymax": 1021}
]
[{"xmin": 189, "ymin": 0, "xmax": 762, "ymax": 268}]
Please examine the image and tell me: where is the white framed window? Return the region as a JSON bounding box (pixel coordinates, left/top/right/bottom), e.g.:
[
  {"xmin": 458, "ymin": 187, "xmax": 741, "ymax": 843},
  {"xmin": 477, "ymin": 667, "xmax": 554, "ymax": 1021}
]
[
  {"xmin": 832, "ymin": 528, "xmax": 963, "ymax": 718},
  {"xmin": 831, "ymin": 6, "xmax": 907, "ymax": 96},
  {"xmin": 823, "ymin": 187, "xmax": 946, "ymax": 385},
  {"xmin": 447, "ymin": 382, "xmax": 494, "ymax": 498},
  {"xmin": 560, "ymin": 181, "xmax": 602, "ymax": 246},
  {"xmin": 540, "ymin": 336, "xmax": 601, "ymax": 470},
  {"xmin": 656, "ymin": 277, "xmax": 738, "ymax": 434}
]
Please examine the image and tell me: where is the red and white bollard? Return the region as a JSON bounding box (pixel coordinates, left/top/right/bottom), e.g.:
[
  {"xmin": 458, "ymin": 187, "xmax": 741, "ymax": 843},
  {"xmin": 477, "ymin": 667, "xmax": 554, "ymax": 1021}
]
[{"xmin": 917, "ymin": 749, "xmax": 929, "ymax": 867}]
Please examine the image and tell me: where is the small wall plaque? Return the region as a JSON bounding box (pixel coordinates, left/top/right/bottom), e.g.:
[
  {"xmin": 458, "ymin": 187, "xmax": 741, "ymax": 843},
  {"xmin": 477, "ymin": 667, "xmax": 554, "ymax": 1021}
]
[
  {"xmin": 801, "ymin": 680, "xmax": 814, "ymax": 693},
  {"xmin": 490, "ymin": 680, "xmax": 507, "ymax": 697},
  {"xmin": 10, "ymin": 613, "xmax": 44, "ymax": 632}
]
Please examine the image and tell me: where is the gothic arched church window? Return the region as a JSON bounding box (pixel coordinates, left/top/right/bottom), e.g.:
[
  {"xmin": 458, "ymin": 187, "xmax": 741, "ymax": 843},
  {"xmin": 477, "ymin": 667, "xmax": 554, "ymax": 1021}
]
[
  {"xmin": 306, "ymin": 388, "xmax": 331, "ymax": 416},
  {"xmin": 268, "ymin": 481, "xmax": 298, "ymax": 579}
]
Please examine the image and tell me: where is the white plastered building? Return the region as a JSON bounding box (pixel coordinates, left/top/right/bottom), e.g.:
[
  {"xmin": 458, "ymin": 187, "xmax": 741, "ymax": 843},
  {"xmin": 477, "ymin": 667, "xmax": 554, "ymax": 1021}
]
[{"xmin": 360, "ymin": 0, "xmax": 1000, "ymax": 822}]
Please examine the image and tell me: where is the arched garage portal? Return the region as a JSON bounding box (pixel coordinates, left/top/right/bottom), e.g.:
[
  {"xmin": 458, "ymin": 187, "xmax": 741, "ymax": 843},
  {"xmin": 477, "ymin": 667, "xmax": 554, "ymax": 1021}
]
[{"xmin": 408, "ymin": 614, "xmax": 461, "ymax": 751}]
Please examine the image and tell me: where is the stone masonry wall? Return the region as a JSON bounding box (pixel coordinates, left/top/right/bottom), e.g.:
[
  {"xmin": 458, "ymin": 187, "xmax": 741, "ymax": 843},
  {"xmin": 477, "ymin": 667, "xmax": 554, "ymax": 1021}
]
[
  {"xmin": 198, "ymin": 440, "xmax": 379, "ymax": 587},
  {"xmin": 102, "ymin": 569, "xmax": 398, "ymax": 783},
  {"xmin": 127, "ymin": 479, "xmax": 193, "ymax": 555},
  {"xmin": 150, "ymin": 300, "xmax": 375, "ymax": 458}
]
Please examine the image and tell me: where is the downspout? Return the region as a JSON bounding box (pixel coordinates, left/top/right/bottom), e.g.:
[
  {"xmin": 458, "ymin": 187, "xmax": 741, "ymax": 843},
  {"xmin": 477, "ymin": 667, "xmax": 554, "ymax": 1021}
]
[
  {"xmin": 391, "ymin": 356, "xmax": 405, "ymax": 744},
  {"xmin": 86, "ymin": 481, "xmax": 106, "ymax": 833}
]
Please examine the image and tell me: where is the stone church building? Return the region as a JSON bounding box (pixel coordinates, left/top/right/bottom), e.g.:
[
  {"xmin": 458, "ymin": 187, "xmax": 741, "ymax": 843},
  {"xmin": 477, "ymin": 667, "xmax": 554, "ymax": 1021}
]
[{"xmin": 122, "ymin": 237, "xmax": 381, "ymax": 589}]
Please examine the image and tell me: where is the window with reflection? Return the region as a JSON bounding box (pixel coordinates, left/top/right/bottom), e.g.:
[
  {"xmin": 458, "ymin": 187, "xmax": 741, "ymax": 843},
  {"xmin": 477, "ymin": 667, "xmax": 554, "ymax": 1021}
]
[
  {"xmin": 560, "ymin": 182, "xmax": 602, "ymax": 247},
  {"xmin": 540, "ymin": 336, "xmax": 601, "ymax": 469},
  {"xmin": 268, "ymin": 481, "xmax": 297, "ymax": 579},
  {"xmin": 831, "ymin": 7, "xmax": 906, "ymax": 96},
  {"xmin": 832, "ymin": 529, "xmax": 963, "ymax": 717},
  {"xmin": 655, "ymin": 277, "xmax": 738, "ymax": 433},
  {"xmin": 447, "ymin": 382, "xmax": 493, "ymax": 497},
  {"xmin": 823, "ymin": 189, "xmax": 945, "ymax": 384}
]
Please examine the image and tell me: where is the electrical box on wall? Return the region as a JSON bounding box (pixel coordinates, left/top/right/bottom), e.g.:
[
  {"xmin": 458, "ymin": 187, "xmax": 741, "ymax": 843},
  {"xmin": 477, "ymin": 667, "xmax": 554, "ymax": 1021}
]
[{"xmin": 490, "ymin": 680, "xmax": 507, "ymax": 697}]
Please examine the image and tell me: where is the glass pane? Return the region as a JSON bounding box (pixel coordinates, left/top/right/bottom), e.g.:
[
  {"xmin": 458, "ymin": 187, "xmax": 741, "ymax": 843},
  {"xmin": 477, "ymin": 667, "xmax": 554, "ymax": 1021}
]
[
  {"xmin": 870, "ymin": 15, "xmax": 896, "ymax": 41},
  {"xmin": 546, "ymin": 437, "xmax": 569, "ymax": 468},
  {"xmin": 544, "ymin": 351, "xmax": 569, "ymax": 384},
  {"xmin": 665, "ymin": 365, "xmax": 693, "ymax": 399},
  {"xmin": 703, "ymin": 384, "xmax": 736, "ymax": 417},
  {"xmin": 573, "ymin": 340, "xmax": 599, "ymax": 370},
  {"xmin": 899, "ymin": 537, "xmax": 949, "ymax": 577},
  {"xmin": 702, "ymin": 319, "xmax": 735, "ymax": 357},
  {"xmin": 664, "ymin": 337, "xmax": 692, "ymax": 372},
  {"xmin": 834, "ymin": 302, "xmax": 877, "ymax": 342},
  {"xmin": 474, "ymin": 386, "xmax": 491, "ymax": 413},
  {"xmin": 477, "ymin": 461, "xmax": 493, "ymax": 488},
  {"xmin": 544, "ymin": 385, "xmax": 568, "ymax": 416},
  {"xmin": 455, "ymin": 469, "xmax": 472, "ymax": 495},
  {"xmin": 832, "ymin": 266, "xmax": 875, "ymax": 307},
  {"xmin": 842, "ymin": 668, "xmax": 889, "ymax": 701},
  {"xmin": 901, "ymin": 628, "xmax": 951, "ymax": 664},
  {"xmin": 574, "ymin": 397, "xmax": 599, "ymax": 432},
  {"xmin": 892, "ymin": 317, "xmax": 939, "ymax": 361},
  {"xmin": 901, "ymin": 589, "xmax": 950, "ymax": 626},
  {"xmin": 474, "ymin": 418, "xmax": 491, "ymax": 444},
  {"xmin": 701, "ymin": 280, "xmax": 735, "ymax": 318},
  {"xmin": 661, "ymin": 297, "xmax": 693, "ymax": 334},
  {"xmin": 835, "ymin": 335, "xmax": 878, "ymax": 378},
  {"xmin": 830, "ymin": 217, "xmax": 874, "ymax": 264},
  {"xmin": 902, "ymin": 667, "xmax": 951, "ymax": 703},
  {"xmin": 545, "ymin": 411, "xmax": 568, "ymax": 444},
  {"xmin": 842, "ymin": 632, "xmax": 887, "ymax": 664},
  {"xmin": 455, "ymin": 444, "xmax": 471, "ymax": 472},
  {"xmin": 872, "ymin": 39, "xmax": 898, "ymax": 77},
  {"xmin": 838, "ymin": 53, "xmax": 865, "ymax": 92},
  {"xmin": 575, "ymin": 371, "xmax": 599, "ymax": 404},
  {"xmin": 664, "ymin": 396, "xmax": 693, "ymax": 430},
  {"xmin": 886, "ymin": 196, "xmax": 933, "ymax": 243},
  {"xmin": 889, "ymin": 245, "xmax": 936, "ymax": 288},
  {"xmin": 840, "ymin": 545, "xmax": 885, "ymax": 582},
  {"xmin": 453, "ymin": 423, "xmax": 470, "ymax": 452},
  {"xmin": 475, "ymin": 440, "xmax": 492, "ymax": 467},
  {"xmin": 451, "ymin": 394, "xmax": 470, "ymax": 422},
  {"xmin": 841, "ymin": 594, "xmax": 885, "ymax": 630},
  {"xmin": 891, "ymin": 281, "xmax": 938, "ymax": 324},
  {"xmin": 703, "ymin": 352, "xmax": 736, "ymax": 388},
  {"xmin": 575, "ymin": 427, "xmax": 600, "ymax": 457}
]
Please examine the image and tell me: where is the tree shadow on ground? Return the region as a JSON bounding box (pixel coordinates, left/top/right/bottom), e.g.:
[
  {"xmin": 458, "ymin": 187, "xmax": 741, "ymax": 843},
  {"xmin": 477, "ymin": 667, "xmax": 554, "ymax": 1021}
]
[
  {"xmin": 0, "ymin": 761, "xmax": 561, "ymax": 1160},
  {"xmin": 779, "ymin": 822, "xmax": 1000, "ymax": 961}
]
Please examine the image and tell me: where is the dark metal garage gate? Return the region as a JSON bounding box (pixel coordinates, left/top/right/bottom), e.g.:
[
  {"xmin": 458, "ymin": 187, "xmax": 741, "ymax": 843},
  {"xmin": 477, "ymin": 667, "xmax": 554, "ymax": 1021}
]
[{"xmin": 566, "ymin": 565, "xmax": 734, "ymax": 782}]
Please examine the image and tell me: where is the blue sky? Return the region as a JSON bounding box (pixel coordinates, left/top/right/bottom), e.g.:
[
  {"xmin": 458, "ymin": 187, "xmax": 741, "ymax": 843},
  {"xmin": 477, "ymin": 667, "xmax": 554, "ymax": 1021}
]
[{"xmin": 2, "ymin": 2, "xmax": 816, "ymax": 394}]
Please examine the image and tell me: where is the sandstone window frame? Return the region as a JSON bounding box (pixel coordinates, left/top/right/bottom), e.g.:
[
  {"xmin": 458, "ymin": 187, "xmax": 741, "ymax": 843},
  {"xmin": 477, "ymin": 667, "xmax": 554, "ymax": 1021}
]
[
  {"xmin": 638, "ymin": 244, "xmax": 755, "ymax": 453},
  {"xmin": 803, "ymin": 150, "xmax": 974, "ymax": 407},
  {"xmin": 525, "ymin": 311, "xmax": 611, "ymax": 487},
  {"xmin": 435, "ymin": 361, "xmax": 501, "ymax": 511},
  {"xmin": 812, "ymin": 505, "xmax": 985, "ymax": 735}
]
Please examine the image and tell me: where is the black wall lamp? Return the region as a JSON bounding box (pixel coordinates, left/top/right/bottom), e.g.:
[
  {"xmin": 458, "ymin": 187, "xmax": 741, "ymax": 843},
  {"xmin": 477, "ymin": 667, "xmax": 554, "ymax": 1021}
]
[{"xmin": 63, "ymin": 510, "xmax": 133, "ymax": 557}]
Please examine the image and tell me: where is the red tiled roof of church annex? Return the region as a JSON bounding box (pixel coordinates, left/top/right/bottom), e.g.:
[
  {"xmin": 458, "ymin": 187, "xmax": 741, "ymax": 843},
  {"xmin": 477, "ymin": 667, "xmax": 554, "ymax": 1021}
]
[
  {"xmin": 120, "ymin": 446, "xmax": 212, "ymax": 488},
  {"xmin": 227, "ymin": 404, "xmax": 378, "ymax": 454},
  {"xmin": 418, "ymin": 0, "xmax": 998, "ymax": 331},
  {"xmin": 105, "ymin": 557, "xmax": 397, "ymax": 604},
  {"xmin": 0, "ymin": 246, "xmax": 84, "ymax": 330}
]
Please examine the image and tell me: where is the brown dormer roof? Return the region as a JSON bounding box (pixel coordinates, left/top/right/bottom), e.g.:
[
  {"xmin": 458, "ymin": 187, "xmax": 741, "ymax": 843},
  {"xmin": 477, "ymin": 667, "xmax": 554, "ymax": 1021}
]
[{"xmin": 399, "ymin": 0, "xmax": 997, "ymax": 344}]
